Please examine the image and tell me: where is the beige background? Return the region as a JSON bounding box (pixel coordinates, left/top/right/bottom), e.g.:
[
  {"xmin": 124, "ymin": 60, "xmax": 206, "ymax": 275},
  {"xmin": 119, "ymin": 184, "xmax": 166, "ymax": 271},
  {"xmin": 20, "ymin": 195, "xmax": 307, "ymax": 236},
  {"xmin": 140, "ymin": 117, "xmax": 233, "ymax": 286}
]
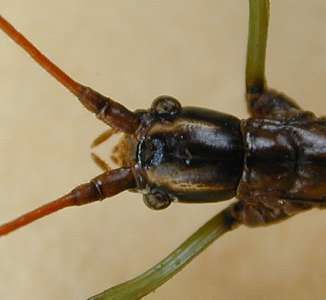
[{"xmin": 1, "ymin": 1, "xmax": 326, "ymax": 299}]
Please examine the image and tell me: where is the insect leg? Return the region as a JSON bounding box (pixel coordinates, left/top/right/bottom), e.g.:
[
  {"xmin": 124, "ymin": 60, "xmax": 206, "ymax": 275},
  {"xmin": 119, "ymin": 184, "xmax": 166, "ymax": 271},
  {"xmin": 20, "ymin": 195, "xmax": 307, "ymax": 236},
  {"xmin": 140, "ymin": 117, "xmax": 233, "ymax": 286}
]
[
  {"xmin": 246, "ymin": 0, "xmax": 269, "ymax": 101},
  {"xmin": 0, "ymin": 15, "xmax": 139, "ymax": 133},
  {"xmin": 0, "ymin": 167, "xmax": 135, "ymax": 236},
  {"xmin": 246, "ymin": 0, "xmax": 269, "ymax": 100},
  {"xmin": 246, "ymin": 1, "xmax": 302, "ymax": 118},
  {"xmin": 89, "ymin": 205, "xmax": 238, "ymax": 300}
]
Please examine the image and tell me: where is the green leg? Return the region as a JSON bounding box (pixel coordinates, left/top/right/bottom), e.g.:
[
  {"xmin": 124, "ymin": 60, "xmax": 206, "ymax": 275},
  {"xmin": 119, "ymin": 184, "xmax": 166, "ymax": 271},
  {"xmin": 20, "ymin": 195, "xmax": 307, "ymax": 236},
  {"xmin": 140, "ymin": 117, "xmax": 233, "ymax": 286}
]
[
  {"xmin": 246, "ymin": 0, "xmax": 269, "ymax": 97},
  {"xmin": 88, "ymin": 207, "xmax": 237, "ymax": 300},
  {"xmin": 245, "ymin": 0, "xmax": 302, "ymax": 118}
]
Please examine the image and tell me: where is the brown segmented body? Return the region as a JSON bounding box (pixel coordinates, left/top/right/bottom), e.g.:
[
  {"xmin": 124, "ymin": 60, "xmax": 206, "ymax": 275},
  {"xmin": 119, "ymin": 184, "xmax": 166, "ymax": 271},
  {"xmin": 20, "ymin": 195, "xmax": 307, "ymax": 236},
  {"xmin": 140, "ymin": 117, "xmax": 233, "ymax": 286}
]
[
  {"xmin": 233, "ymin": 92, "xmax": 326, "ymax": 226},
  {"xmin": 240, "ymin": 117, "xmax": 326, "ymax": 202}
]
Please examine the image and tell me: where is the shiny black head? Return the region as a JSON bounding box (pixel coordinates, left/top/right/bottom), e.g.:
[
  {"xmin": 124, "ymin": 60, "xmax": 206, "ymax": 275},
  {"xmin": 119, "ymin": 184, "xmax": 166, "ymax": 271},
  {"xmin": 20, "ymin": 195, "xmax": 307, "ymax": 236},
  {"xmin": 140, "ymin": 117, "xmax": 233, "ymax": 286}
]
[{"xmin": 127, "ymin": 96, "xmax": 244, "ymax": 209}]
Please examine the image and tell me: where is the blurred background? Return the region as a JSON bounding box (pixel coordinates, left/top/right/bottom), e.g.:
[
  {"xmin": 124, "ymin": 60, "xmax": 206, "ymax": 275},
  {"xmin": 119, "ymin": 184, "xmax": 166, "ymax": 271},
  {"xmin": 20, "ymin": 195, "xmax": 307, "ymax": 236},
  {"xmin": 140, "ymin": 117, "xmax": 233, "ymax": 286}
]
[{"xmin": 1, "ymin": 1, "xmax": 326, "ymax": 299}]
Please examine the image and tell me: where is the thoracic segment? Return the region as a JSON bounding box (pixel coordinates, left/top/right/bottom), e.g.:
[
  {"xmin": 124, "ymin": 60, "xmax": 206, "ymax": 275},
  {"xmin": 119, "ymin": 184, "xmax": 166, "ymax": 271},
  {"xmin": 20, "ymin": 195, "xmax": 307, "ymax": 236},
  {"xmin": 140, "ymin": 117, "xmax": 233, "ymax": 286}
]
[{"xmin": 234, "ymin": 113, "xmax": 326, "ymax": 226}]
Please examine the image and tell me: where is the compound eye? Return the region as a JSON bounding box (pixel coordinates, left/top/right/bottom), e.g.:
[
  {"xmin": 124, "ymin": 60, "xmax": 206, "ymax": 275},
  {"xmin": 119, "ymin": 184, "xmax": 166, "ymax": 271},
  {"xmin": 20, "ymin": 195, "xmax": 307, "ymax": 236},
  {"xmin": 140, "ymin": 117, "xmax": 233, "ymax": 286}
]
[
  {"xmin": 143, "ymin": 189, "xmax": 172, "ymax": 210},
  {"xmin": 151, "ymin": 95, "xmax": 181, "ymax": 118}
]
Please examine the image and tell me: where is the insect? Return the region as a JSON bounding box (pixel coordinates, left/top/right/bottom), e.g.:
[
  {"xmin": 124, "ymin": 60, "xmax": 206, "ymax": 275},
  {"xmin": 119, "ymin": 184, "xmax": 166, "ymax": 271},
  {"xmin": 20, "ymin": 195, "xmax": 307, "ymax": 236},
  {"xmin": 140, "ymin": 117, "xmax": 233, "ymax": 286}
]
[{"xmin": 1, "ymin": 1, "xmax": 326, "ymax": 300}]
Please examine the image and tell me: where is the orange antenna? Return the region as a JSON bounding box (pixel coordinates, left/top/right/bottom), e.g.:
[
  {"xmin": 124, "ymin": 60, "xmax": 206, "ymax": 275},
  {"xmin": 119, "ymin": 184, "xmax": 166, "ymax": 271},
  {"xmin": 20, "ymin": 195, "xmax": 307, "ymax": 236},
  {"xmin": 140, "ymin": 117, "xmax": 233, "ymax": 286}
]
[
  {"xmin": 0, "ymin": 15, "xmax": 139, "ymax": 133},
  {"xmin": 0, "ymin": 168, "xmax": 135, "ymax": 236},
  {"xmin": 0, "ymin": 15, "xmax": 82, "ymax": 97}
]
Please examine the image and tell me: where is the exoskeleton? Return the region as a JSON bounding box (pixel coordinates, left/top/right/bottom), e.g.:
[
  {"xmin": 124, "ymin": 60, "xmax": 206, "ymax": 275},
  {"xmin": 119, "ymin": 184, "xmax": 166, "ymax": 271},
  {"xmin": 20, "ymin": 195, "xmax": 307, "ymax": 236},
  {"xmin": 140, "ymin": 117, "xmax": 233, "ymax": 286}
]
[{"xmin": 1, "ymin": 1, "xmax": 325, "ymax": 299}]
